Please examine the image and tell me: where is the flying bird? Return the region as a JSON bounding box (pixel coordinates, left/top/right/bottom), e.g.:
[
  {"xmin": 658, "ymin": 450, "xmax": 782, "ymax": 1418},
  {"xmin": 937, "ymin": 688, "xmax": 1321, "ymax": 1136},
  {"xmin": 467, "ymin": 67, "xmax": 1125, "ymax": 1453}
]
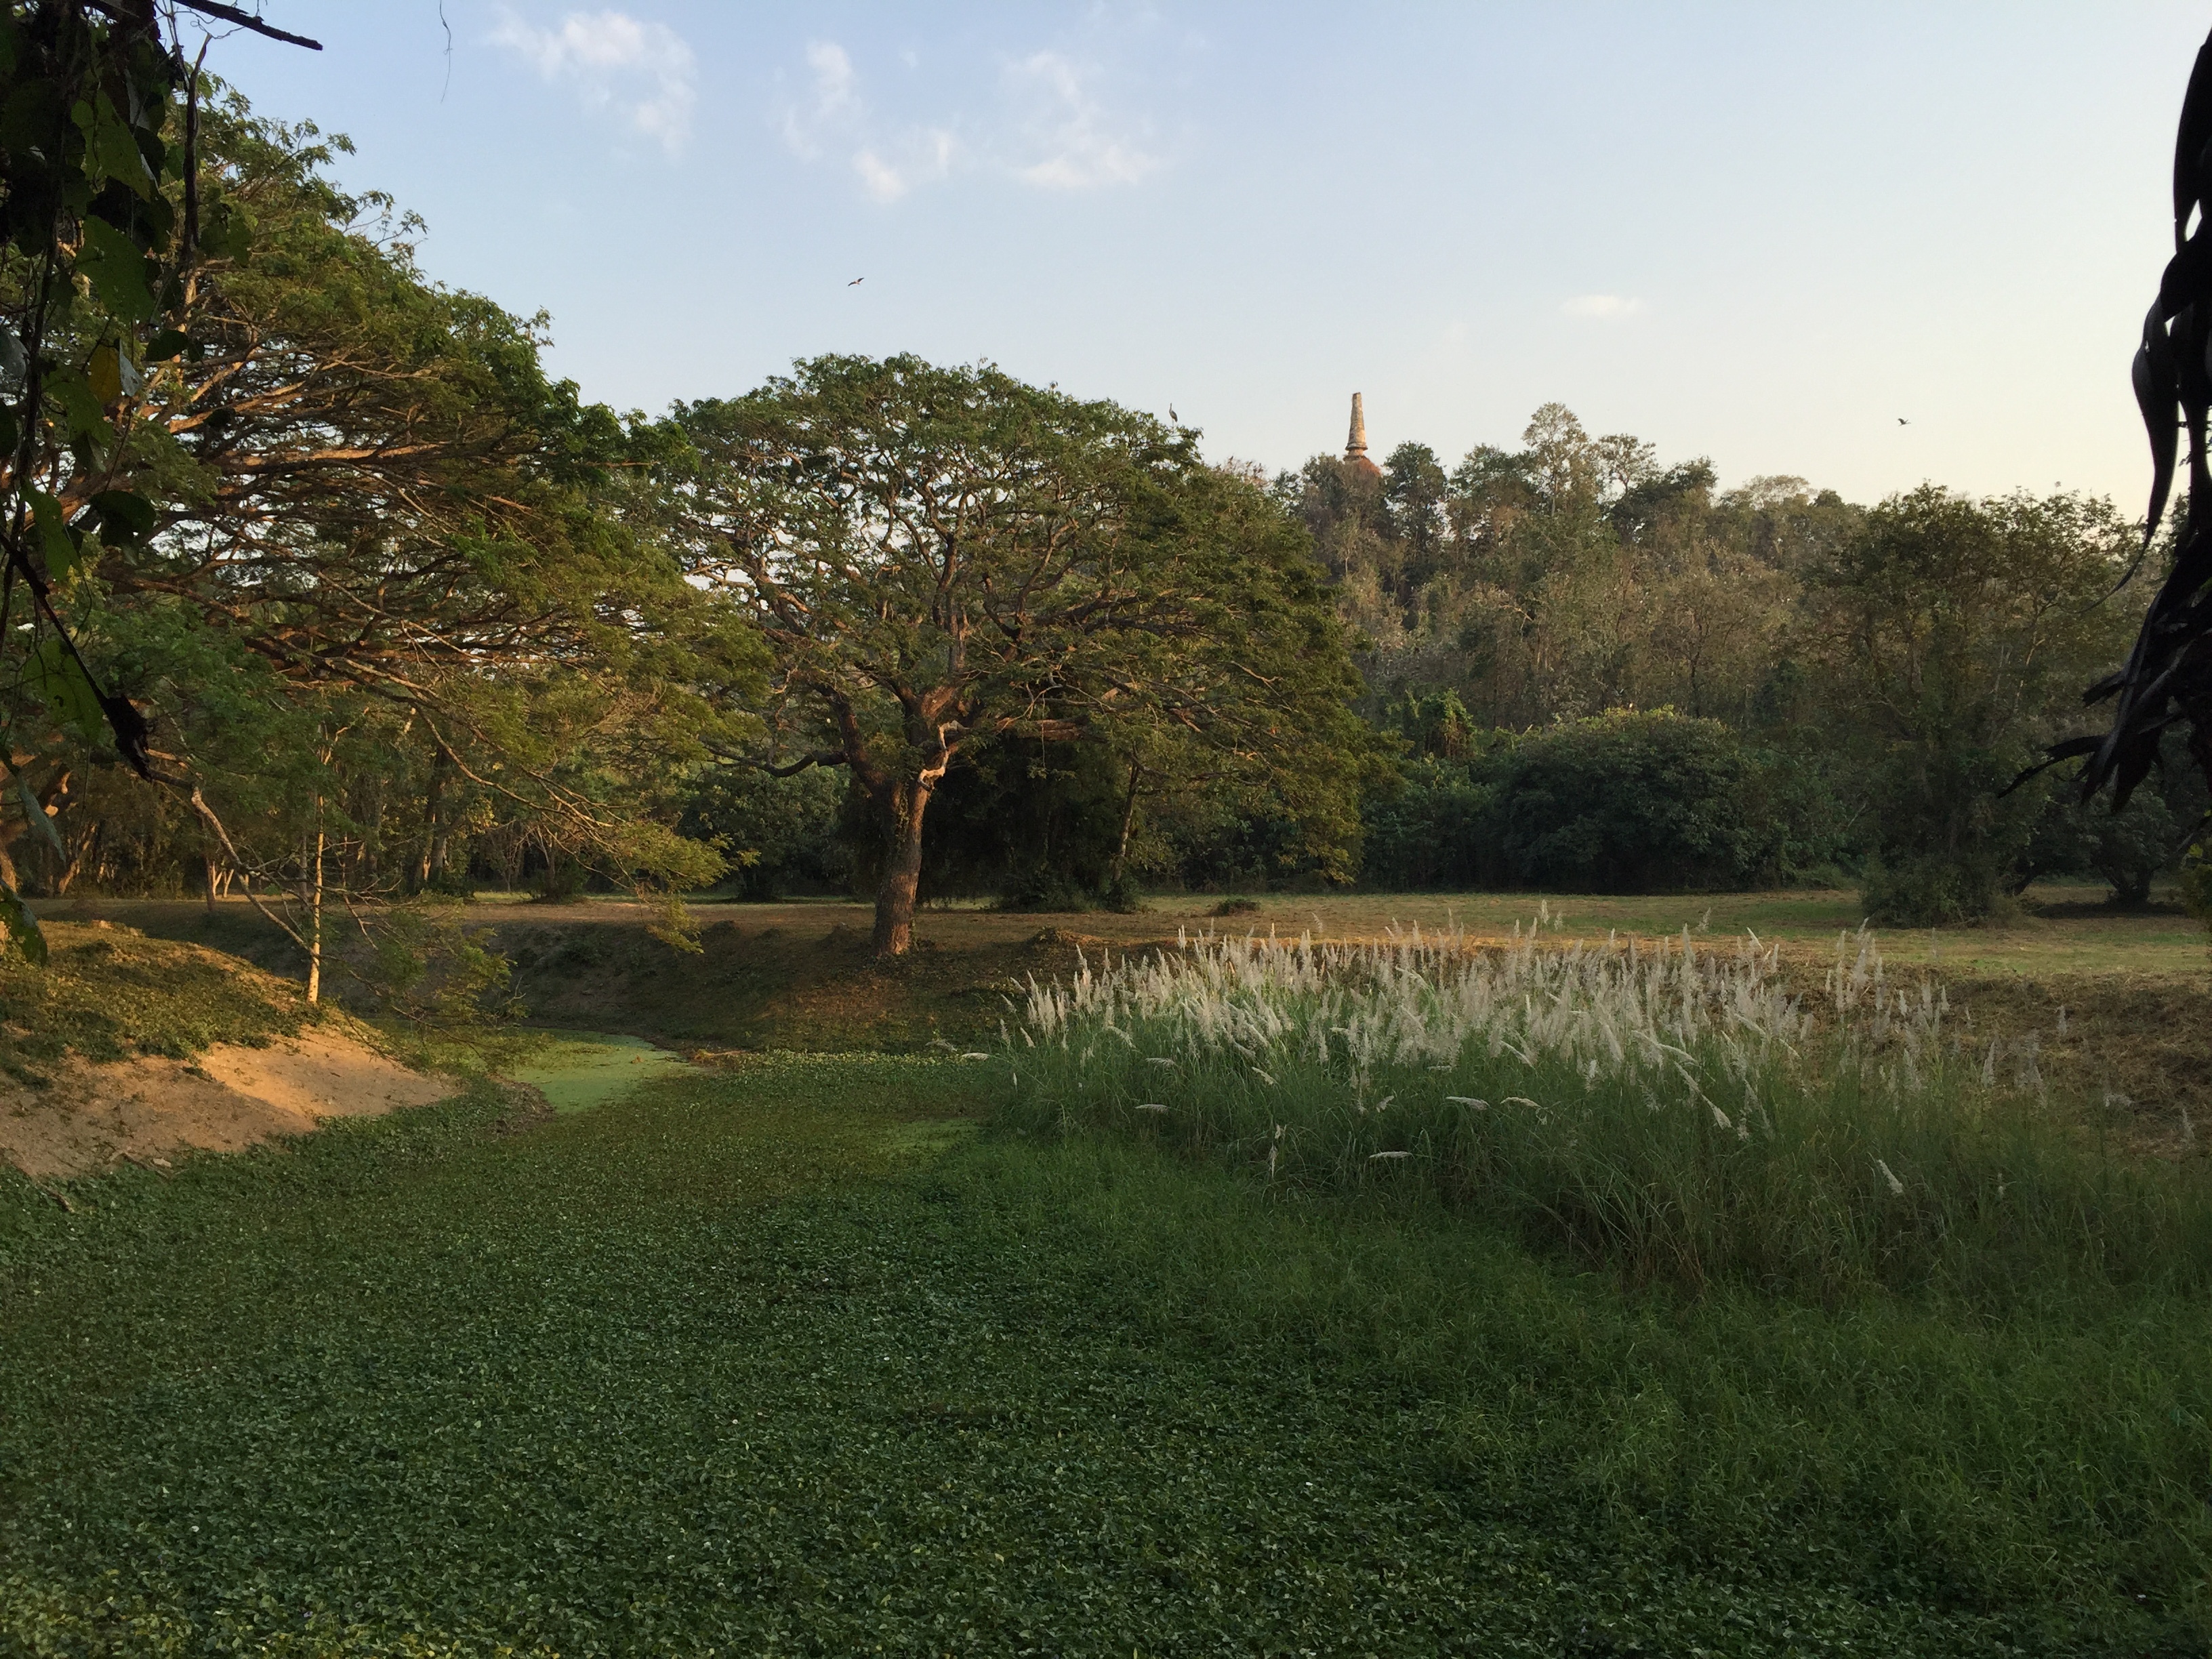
[
  {"xmin": 848, "ymin": 276, "xmax": 864, "ymax": 287},
  {"xmin": 1898, "ymin": 417, "xmax": 1909, "ymax": 425}
]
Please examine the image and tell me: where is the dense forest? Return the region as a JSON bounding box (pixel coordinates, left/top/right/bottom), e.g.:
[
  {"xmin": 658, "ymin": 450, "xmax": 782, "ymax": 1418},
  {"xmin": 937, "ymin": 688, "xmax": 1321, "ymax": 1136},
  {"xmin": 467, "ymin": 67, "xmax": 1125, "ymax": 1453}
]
[
  {"xmin": 700, "ymin": 405, "xmax": 2205, "ymax": 926},
  {"xmin": 1286, "ymin": 413, "xmax": 2204, "ymax": 918},
  {"xmin": 6, "ymin": 75, "xmax": 2203, "ymax": 968}
]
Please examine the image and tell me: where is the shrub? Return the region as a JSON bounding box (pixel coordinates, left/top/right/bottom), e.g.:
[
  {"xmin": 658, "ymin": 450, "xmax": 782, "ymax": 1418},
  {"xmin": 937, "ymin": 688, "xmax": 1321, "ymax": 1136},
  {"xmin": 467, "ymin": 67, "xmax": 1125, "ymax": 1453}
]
[
  {"xmin": 1488, "ymin": 711, "xmax": 1762, "ymax": 890},
  {"xmin": 1856, "ymin": 747, "xmax": 2043, "ymax": 925},
  {"xmin": 680, "ymin": 766, "xmax": 851, "ymax": 899},
  {"xmin": 1359, "ymin": 758, "xmax": 1494, "ymax": 888},
  {"xmin": 1361, "ymin": 710, "xmax": 1842, "ymax": 892},
  {"xmin": 2183, "ymin": 840, "xmax": 2212, "ymax": 928},
  {"xmin": 2025, "ymin": 787, "xmax": 2181, "ymax": 903}
]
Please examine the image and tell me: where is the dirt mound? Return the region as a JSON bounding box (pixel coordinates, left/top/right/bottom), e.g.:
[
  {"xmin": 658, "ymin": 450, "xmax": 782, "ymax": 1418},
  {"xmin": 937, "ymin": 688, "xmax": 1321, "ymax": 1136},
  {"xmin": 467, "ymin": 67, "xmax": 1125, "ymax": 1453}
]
[{"xmin": 1, "ymin": 1025, "xmax": 454, "ymax": 1180}]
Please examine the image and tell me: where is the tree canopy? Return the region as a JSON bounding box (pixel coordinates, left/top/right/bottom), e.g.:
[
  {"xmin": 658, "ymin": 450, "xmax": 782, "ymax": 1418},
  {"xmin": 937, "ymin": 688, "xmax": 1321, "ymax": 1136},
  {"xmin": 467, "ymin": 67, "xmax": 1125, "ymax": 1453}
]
[
  {"xmin": 1, "ymin": 52, "xmax": 756, "ymax": 995},
  {"xmin": 655, "ymin": 354, "xmax": 1372, "ymax": 953}
]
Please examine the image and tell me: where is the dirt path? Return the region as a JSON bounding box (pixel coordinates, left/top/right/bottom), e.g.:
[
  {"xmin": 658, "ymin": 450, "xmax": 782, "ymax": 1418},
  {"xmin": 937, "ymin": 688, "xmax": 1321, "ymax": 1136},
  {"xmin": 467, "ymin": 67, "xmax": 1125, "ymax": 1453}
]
[{"xmin": 0, "ymin": 1025, "xmax": 455, "ymax": 1180}]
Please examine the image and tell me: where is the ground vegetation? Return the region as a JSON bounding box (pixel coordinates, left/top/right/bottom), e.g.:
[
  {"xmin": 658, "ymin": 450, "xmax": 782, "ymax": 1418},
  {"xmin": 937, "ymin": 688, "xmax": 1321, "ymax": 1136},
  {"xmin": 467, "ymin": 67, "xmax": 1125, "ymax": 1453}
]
[{"xmin": 0, "ymin": 1036, "xmax": 2202, "ymax": 1652}]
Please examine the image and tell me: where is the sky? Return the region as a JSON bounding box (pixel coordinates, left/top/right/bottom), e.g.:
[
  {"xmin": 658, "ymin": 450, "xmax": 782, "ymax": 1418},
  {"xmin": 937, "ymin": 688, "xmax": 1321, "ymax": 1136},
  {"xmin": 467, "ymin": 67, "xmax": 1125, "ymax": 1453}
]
[{"xmin": 207, "ymin": 1, "xmax": 2212, "ymax": 512}]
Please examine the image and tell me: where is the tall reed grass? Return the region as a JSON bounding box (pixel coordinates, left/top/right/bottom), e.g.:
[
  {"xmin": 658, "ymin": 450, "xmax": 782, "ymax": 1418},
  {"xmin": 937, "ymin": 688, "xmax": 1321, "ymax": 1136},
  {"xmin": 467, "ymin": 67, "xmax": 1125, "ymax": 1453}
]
[{"xmin": 1000, "ymin": 920, "xmax": 2212, "ymax": 1301}]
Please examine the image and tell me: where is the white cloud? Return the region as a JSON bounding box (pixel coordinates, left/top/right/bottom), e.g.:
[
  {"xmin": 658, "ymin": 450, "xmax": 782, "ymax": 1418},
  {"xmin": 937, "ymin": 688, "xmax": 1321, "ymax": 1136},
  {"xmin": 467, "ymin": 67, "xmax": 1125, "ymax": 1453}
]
[
  {"xmin": 1561, "ymin": 294, "xmax": 1648, "ymax": 320},
  {"xmin": 781, "ymin": 40, "xmax": 857, "ymax": 157},
  {"xmin": 491, "ymin": 9, "xmax": 697, "ymax": 157},
  {"xmin": 775, "ymin": 39, "xmax": 1158, "ymax": 204},
  {"xmin": 786, "ymin": 41, "xmax": 958, "ymax": 201},
  {"xmin": 1006, "ymin": 51, "xmax": 1157, "ymax": 190},
  {"xmin": 852, "ymin": 148, "xmax": 903, "ymax": 201},
  {"xmin": 853, "ymin": 127, "xmax": 957, "ymax": 203}
]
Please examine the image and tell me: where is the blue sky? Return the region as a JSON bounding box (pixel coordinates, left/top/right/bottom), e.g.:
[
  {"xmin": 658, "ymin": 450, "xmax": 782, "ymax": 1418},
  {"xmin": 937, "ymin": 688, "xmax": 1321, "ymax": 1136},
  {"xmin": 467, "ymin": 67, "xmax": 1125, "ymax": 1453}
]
[{"xmin": 213, "ymin": 3, "xmax": 2209, "ymax": 512}]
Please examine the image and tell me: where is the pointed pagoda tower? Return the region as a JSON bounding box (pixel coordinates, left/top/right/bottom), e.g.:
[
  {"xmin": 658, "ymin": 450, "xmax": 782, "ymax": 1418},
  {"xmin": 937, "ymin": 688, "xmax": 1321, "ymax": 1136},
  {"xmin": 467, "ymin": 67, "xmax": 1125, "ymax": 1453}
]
[{"xmin": 1345, "ymin": 392, "xmax": 1381, "ymax": 478}]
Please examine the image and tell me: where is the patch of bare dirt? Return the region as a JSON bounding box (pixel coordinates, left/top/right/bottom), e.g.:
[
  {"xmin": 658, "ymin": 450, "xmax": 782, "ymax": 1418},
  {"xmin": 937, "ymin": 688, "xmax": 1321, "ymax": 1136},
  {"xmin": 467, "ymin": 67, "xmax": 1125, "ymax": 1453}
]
[{"xmin": 0, "ymin": 1026, "xmax": 454, "ymax": 1180}]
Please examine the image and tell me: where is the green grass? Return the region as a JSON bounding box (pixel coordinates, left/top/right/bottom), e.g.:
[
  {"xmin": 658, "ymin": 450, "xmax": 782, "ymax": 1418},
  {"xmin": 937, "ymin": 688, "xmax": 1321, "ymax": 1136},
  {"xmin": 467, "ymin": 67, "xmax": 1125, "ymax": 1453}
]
[
  {"xmin": 1006, "ymin": 930, "xmax": 2212, "ymax": 1304},
  {"xmin": 0, "ymin": 922, "xmax": 304, "ymax": 1083},
  {"xmin": 1, "ymin": 1054, "xmax": 2205, "ymax": 1654}
]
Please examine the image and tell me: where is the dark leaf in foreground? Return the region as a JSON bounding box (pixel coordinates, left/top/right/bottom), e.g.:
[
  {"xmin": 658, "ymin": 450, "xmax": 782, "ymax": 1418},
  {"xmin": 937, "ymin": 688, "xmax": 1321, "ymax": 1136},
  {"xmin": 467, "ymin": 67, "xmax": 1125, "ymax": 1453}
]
[{"xmin": 2068, "ymin": 29, "xmax": 2212, "ymax": 811}]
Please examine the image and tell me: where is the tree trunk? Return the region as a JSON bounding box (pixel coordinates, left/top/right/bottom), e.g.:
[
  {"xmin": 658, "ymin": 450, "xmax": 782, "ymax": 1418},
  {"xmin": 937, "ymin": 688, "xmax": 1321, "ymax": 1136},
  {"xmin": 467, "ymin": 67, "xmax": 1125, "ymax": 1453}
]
[
  {"xmin": 415, "ymin": 745, "xmax": 449, "ymax": 893},
  {"xmin": 300, "ymin": 810, "xmax": 325, "ymax": 1006},
  {"xmin": 354, "ymin": 783, "xmax": 382, "ymax": 888},
  {"xmin": 203, "ymin": 849, "xmax": 219, "ymax": 914},
  {"xmin": 872, "ymin": 779, "xmax": 933, "ymax": 956},
  {"xmin": 53, "ymin": 826, "xmax": 86, "ymax": 896},
  {"xmin": 1109, "ymin": 762, "xmax": 1143, "ymax": 884}
]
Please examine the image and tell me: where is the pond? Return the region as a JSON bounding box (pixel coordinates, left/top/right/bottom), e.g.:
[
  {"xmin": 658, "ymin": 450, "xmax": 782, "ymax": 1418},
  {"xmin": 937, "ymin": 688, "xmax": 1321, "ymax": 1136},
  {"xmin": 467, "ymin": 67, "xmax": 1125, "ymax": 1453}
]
[{"xmin": 507, "ymin": 1031, "xmax": 694, "ymax": 1113}]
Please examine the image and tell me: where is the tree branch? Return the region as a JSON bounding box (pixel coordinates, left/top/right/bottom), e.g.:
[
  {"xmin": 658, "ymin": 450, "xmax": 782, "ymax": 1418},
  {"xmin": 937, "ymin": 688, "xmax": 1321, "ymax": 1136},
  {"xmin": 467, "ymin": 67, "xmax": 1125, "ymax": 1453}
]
[
  {"xmin": 160, "ymin": 1, "xmax": 324, "ymax": 49},
  {"xmin": 750, "ymin": 748, "xmax": 848, "ymax": 777}
]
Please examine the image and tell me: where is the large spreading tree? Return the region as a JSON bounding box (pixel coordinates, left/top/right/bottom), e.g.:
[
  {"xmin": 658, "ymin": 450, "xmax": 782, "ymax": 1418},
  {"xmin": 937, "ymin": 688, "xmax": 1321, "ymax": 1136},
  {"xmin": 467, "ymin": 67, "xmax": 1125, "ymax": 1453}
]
[
  {"xmin": 3, "ymin": 66, "xmax": 756, "ymax": 992},
  {"xmin": 657, "ymin": 354, "xmax": 1371, "ymax": 955}
]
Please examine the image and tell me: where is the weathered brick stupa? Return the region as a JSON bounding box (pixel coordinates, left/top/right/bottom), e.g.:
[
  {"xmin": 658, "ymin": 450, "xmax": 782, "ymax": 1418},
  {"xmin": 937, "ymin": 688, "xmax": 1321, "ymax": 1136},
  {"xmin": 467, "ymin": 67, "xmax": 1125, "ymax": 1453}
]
[{"xmin": 1345, "ymin": 392, "xmax": 1381, "ymax": 478}]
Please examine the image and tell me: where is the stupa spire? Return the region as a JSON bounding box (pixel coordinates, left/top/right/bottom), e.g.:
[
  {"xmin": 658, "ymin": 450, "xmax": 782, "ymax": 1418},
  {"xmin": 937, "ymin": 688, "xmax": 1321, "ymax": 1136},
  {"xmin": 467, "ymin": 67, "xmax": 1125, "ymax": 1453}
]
[{"xmin": 1346, "ymin": 391, "xmax": 1369, "ymax": 459}]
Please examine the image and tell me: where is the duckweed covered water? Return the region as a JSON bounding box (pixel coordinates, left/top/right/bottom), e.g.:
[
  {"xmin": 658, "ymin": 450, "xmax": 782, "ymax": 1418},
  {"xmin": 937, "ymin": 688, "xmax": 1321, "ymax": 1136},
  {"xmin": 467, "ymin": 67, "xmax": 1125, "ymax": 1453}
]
[{"xmin": 506, "ymin": 1029, "xmax": 693, "ymax": 1113}]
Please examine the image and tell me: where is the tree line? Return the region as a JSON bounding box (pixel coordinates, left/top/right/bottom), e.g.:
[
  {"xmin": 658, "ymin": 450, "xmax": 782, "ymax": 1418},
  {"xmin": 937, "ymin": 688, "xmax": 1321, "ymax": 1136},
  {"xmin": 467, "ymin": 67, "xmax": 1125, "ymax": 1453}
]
[
  {"xmin": 3, "ymin": 9, "xmax": 2203, "ymax": 995},
  {"xmin": 1289, "ymin": 411, "xmax": 2203, "ymax": 921}
]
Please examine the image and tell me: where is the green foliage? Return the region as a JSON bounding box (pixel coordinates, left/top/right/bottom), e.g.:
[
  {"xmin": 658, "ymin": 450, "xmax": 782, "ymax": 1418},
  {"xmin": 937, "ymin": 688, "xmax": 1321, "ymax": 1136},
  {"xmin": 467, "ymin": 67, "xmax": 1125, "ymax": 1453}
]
[
  {"xmin": 1359, "ymin": 755, "xmax": 1496, "ymax": 888},
  {"xmin": 0, "ymin": 880, "xmax": 41, "ymax": 964},
  {"xmin": 1376, "ymin": 685, "xmax": 1477, "ymax": 759},
  {"xmin": 0, "ymin": 921, "xmax": 300, "ymax": 1081},
  {"xmin": 2181, "ymin": 840, "xmax": 2212, "ymax": 930},
  {"xmin": 0, "ymin": 2, "xmax": 209, "ymax": 953},
  {"xmin": 876, "ymin": 737, "xmax": 1139, "ymax": 909},
  {"xmin": 659, "ymin": 357, "xmax": 1371, "ymax": 947},
  {"xmin": 2027, "ymin": 783, "xmax": 2184, "ymax": 903},
  {"xmin": 1292, "ymin": 405, "xmax": 1858, "ymax": 740},
  {"xmin": 0, "ymin": 94, "xmax": 754, "ymax": 980},
  {"xmin": 1805, "ymin": 487, "xmax": 2137, "ymax": 925},
  {"xmin": 1283, "ymin": 405, "xmax": 2190, "ymax": 915},
  {"xmin": 679, "ymin": 764, "xmax": 848, "ymax": 899},
  {"xmin": 1363, "ymin": 710, "xmax": 1842, "ymax": 892},
  {"xmin": 1488, "ymin": 710, "xmax": 1818, "ymax": 890},
  {"xmin": 355, "ymin": 900, "xmax": 522, "ymax": 1026},
  {"xmin": 0, "ymin": 1054, "xmax": 2199, "ymax": 1650}
]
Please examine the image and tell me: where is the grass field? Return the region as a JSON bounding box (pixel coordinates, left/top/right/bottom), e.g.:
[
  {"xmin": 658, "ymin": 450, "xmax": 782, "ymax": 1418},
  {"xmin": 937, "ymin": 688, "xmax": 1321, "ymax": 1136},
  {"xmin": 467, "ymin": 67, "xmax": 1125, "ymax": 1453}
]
[
  {"xmin": 1, "ymin": 889, "xmax": 2206, "ymax": 1652},
  {"xmin": 85, "ymin": 882, "xmax": 2212, "ymax": 1146},
  {"xmin": 5, "ymin": 1054, "xmax": 2207, "ymax": 1654}
]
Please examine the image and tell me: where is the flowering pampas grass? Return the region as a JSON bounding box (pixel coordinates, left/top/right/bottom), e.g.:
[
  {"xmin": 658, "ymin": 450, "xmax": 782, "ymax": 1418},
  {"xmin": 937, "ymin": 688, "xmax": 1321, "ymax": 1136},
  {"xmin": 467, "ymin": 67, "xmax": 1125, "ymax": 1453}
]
[{"xmin": 999, "ymin": 923, "xmax": 2212, "ymax": 1301}]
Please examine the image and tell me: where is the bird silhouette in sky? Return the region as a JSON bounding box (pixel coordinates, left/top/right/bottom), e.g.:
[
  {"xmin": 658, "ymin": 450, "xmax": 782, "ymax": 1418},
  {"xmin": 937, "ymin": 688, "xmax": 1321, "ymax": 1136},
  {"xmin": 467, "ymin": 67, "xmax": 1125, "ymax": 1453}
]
[
  {"xmin": 1898, "ymin": 417, "xmax": 1909, "ymax": 425},
  {"xmin": 848, "ymin": 276, "xmax": 864, "ymax": 287},
  {"xmin": 1170, "ymin": 405, "xmax": 1179, "ymax": 422}
]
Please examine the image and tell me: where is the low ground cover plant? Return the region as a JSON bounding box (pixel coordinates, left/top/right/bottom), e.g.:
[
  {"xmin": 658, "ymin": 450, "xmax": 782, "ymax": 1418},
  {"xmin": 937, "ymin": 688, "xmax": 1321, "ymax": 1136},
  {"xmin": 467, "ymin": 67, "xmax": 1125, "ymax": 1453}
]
[
  {"xmin": 6, "ymin": 1054, "xmax": 2205, "ymax": 1652},
  {"xmin": 1002, "ymin": 920, "xmax": 2212, "ymax": 1302}
]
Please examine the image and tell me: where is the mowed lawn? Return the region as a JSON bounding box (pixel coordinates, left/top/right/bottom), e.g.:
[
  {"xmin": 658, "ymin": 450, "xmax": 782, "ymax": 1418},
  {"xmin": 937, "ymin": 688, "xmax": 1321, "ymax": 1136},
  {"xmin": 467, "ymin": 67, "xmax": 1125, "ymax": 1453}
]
[
  {"xmin": 369, "ymin": 882, "xmax": 2212, "ymax": 977},
  {"xmin": 3, "ymin": 1052, "xmax": 2207, "ymax": 1655}
]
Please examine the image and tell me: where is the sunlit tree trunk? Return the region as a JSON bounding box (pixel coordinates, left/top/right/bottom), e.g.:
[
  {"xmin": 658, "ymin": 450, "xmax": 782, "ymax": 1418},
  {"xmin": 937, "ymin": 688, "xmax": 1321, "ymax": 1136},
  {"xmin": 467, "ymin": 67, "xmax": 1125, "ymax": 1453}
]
[
  {"xmin": 300, "ymin": 805, "xmax": 325, "ymax": 1005},
  {"xmin": 872, "ymin": 780, "xmax": 933, "ymax": 957}
]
